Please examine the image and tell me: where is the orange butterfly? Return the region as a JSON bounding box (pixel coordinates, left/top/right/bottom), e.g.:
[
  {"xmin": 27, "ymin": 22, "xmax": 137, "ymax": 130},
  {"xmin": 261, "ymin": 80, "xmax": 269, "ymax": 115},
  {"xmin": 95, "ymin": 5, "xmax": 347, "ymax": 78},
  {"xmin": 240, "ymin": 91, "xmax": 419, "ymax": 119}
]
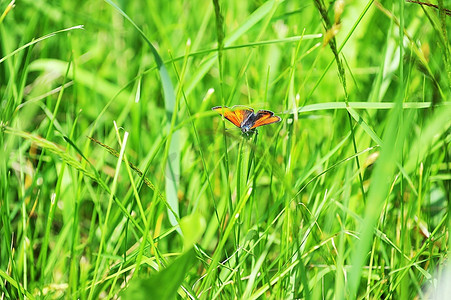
[{"xmin": 212, "ymin": 106, "xmax": 281, "ymax": 134}]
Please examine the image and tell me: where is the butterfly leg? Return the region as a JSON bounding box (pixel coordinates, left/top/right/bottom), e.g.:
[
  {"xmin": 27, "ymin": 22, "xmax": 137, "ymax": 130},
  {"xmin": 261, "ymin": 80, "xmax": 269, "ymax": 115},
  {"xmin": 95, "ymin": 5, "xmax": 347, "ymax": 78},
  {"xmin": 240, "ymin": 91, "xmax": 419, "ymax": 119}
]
[{"xmin": 242, "ymin": 129, "xmax": 257, "ymax": 139}]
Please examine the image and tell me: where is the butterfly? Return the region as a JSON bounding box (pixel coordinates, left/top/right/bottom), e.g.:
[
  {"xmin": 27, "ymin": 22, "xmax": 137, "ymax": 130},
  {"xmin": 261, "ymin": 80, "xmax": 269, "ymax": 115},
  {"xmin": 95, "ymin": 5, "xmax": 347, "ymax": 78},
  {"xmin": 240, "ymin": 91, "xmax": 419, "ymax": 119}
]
[{"xmin": 212, "ymin": 106, "xmax": 281, "ymax": 134}]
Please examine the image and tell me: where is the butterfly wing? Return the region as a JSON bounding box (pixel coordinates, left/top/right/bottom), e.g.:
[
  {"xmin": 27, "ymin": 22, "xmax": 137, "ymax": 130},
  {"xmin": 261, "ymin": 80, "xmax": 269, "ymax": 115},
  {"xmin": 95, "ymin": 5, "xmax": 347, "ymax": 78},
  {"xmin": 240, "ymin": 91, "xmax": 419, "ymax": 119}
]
[
  {"xmin": 212, "ymin": 106, "xmax": 254, "ymax": 128},
  {"xmin": 250, "ymin": 110, "xmax": 281, "ymax": 129}
]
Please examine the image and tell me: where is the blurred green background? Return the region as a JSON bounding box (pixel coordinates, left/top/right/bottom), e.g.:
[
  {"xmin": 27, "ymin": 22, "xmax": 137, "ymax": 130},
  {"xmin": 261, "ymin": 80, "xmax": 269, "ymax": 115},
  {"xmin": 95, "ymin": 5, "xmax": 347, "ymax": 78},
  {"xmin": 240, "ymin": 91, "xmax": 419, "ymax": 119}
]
[{"xmin": 1, "ymin": 0, "xmax": 450, "ymax": 298}]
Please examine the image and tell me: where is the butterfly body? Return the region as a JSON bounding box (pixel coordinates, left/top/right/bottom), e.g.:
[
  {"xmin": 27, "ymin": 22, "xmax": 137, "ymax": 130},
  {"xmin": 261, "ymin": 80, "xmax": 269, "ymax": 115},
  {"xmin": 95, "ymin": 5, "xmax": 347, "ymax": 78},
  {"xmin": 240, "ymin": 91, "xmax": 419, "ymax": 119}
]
[{"xmin": 212, "ymin": 106, "xmax": 281, "ymax": 134}]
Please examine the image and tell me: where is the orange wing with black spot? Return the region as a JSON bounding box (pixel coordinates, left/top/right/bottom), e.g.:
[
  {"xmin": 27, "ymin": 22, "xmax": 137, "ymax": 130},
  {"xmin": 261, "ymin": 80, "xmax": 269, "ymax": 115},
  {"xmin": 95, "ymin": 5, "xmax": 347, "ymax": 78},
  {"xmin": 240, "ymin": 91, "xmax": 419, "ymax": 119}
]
[
  {"xmin": 250, "ymin": 110, "xmax": 281, "ymax": 129},
  {"xmin": 212, "ymin": 106, "xmax": 253, "ymax": 128}
]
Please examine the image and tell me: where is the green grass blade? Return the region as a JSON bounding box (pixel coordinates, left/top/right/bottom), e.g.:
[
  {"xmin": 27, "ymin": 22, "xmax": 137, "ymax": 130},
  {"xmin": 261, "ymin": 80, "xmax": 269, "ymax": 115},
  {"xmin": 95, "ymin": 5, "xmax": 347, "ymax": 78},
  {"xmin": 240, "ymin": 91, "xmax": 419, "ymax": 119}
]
[{"xmin": 104, "ymin": 0, "xmax": 180, "ymax": 231}]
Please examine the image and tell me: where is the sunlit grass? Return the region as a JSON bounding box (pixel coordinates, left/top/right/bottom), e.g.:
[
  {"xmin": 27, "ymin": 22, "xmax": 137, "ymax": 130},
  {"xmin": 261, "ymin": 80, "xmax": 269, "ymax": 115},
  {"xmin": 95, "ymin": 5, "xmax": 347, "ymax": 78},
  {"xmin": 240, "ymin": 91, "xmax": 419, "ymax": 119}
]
[{"xmin": 1, "ymin": 0, "xmax": 450, "ymax": 299}]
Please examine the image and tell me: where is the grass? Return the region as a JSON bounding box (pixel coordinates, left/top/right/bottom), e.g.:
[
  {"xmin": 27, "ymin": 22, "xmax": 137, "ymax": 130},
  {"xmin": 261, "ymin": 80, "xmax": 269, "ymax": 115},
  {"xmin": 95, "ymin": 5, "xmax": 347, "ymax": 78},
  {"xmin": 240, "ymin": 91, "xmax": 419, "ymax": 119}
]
[{"xmin": 1, "ymin": 0, "xmax": 450, "ymax": 299}]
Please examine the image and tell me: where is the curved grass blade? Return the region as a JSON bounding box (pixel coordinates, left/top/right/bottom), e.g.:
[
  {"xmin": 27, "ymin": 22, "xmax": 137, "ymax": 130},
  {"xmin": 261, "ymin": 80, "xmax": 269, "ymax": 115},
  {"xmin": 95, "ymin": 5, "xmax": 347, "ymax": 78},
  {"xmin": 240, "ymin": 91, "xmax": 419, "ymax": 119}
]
[
  {"xmin": 0, "ymin": 25, "xmax": 83, "ymax": 64},
  {"xmin": 104, "ymin": 0, "xmax": 180, "ymax": 232}
]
